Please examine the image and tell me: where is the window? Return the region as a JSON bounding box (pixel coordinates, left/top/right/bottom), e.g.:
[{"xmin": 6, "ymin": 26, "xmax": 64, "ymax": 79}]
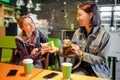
[{"xmin": 100, "ymin": 6, "xmax": 120, "ymax": 28}]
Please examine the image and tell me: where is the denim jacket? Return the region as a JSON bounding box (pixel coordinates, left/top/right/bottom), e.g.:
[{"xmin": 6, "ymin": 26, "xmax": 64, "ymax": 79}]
[
  {"xmin": 71, "ymin": 26, "xmax": 110, "ymax": 78},
  {"xmin": 11, "ymin": 29, "xmax": 48, "ymax": 64}
]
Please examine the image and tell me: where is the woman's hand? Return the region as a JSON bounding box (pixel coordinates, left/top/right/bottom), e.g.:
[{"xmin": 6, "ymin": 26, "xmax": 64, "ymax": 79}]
[
  {"xmin": 31, "ymin": 48, "xmax": 39, "ymax": 54},
  {"xmin": 70, "ymin": 43, "xmax": 82, "ymax": 56},
  {"xmin": 41, "ymin": 42, "xmax": 59, "ymax": 54},
  {"xmin": 40, "ymin": 46, "xmax": 50, "ymax": 55},
  {"xmin": 49, "ymin": 47, "xmax": 59, "ymax": 53}
]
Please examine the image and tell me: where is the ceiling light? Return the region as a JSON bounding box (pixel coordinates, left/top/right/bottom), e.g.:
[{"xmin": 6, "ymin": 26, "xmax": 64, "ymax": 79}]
[
  {"xmin": 35, "ymin": 3, "xmax": 41, "ymax": 11},
  {"xmin": 16, "ymin": 0, "xmax": 25, "ymax": 6},
  {"xmin": 26, "ymin": 0, "xmax": 34, "ymax": 8}
]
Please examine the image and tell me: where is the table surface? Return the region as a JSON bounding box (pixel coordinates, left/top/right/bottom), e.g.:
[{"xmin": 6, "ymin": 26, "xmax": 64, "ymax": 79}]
[
  {"xmin": 0, "ymin": 63, "xmax": 109, "ymax": 80},
  {"xmin": 31, "ymin": 70, "xmax": 109, "ymax": 80},
  {"xmin": 0, "ymin": 63, "xmax": 44, "ymax": 80}
]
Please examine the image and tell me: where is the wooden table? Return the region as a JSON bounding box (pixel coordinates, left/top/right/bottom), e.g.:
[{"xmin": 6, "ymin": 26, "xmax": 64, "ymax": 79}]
[
  {"xmin": 0, "ymin": 63, "xmax": 44, "ymax": 80},
  {"xmin": 31, "ymin": 70, "xmax": 109, "ymax": 80},
  {"xmin": 0, "ymin": 63, "xmax": 109, "ymax": 80}
]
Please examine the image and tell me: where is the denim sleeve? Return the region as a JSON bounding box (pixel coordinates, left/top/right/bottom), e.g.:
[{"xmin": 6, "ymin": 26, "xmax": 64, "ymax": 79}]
[{"xmin": 83, "ymin": 32, "xmax": 110, "ymax": 64}]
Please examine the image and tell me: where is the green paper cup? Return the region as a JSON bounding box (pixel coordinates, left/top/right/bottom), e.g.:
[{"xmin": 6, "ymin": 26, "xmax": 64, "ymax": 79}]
[
  {"xmin": 23, "ymin": 59, "xmax": 33, "ymax": 76},
  {"xmin": 70, "ymin": 23, "xmax": 74, "ymax": 30},
  {"xmin": 62, "ymin": 62, "xmax": 73, "ymax": 80}
]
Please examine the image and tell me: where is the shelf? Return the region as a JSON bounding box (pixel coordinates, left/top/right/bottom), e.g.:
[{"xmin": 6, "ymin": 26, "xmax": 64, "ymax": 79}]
[
  {"xmin": 61, "ymin": 30, "xmax": 75, "ymax": 41},
  {"xmin": 101, "ymin": 18, "xmax": 120, "ymax": 20},
  {"xmin": 4, "ymin": 5, "xmax": 14, "ymax": 12},
  {"xmin": 0, "ymin": 4, "xmax": 15, "ymax": 38},
  {"xmin": 101, "ymin": 23, "xmax": 120, "ymax": 25},
  {"xmin": 62, "ymin": 30, "xmax": 75, "ymax": 32}
]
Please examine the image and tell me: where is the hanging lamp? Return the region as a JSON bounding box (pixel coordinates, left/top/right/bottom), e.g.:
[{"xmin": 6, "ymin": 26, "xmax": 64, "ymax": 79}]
[
  {"xmin": 35, "ymin": 3, "xmax": 41, "ymax": 11},
  {"xmin": 26, "ymin": 0, "xmax": 34, "ymax": 8},
  {"xmin": 16, "ymin": 0, "xmax": 25, "ymax": 6}
]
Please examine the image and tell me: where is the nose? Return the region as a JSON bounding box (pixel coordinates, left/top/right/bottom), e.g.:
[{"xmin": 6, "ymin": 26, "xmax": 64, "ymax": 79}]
[
  {"xmin": 31, "ymin": 26, "xmax": 34, "ymax": 31},
  {"xmin": 30, "ymin": 23, "xmax": 35, "ymax": 30},
  {"xmin": 77, "ymin": 17, "xmax": 79, "ymax": 21}
]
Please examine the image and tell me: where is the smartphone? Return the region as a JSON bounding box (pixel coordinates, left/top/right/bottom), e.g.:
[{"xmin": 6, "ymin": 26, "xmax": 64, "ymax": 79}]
[
  {"xmin": 43, "ymin": 72, "xmax": 58, "ymax": 79},
  {"xmin": 7, "ymin": 69, "xmax": 18, "ymax": 76}
]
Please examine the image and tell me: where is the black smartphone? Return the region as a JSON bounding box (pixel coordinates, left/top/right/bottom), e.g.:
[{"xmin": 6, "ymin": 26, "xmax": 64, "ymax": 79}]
[
  {"xmin": 43, "ymin": 72, "xmax": 58, "ymax": 79},
  {"xmin": 7, "ymin": 69, "xmax": 18, "ymax": 76}
]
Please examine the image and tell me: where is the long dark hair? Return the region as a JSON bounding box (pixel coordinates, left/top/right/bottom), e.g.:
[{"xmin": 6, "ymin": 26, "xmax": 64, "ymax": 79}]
[{"xmin": 78, "ymin": 1, "xmax": 101, "ymax": 27}]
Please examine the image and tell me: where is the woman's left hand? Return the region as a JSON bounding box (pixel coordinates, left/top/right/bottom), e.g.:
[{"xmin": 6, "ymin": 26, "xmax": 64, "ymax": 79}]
[
  {"xmin": 49, "ymin": 47, "xmax": 59, "ymax": 53},
  {"xmin": 40, "ymin": 46, "xmax": 50, "ymax": 55},
  {"xmin": 70, "ymin": 43, "xmax": 82, "ymax": 56}
]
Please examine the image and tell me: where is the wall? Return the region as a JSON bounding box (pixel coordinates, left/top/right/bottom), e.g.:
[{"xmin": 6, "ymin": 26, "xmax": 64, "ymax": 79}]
[
  {"xmin": 32, "ymin": 0, "xmax": 120, "ymax": 39},
  {"xmin": 33, "ymin": 0, "xmax": 79, "ymax": 39}
]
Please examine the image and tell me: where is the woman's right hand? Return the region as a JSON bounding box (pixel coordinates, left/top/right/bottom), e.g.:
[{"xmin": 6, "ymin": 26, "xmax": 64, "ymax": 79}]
[
  {"xmin": 31, "ymin": 48, "xmax": 39, "ymax": 54},
  {"xmin": 49, "ymin": 47, "xmax": 59, "ymax": 53},
  {"xmin": 40, "ymin": 46, "xmax": 50, "ymax": 55}
]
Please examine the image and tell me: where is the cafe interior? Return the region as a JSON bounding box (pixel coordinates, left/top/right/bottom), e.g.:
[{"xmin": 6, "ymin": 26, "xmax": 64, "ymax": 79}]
[{"xmin": 0, "ymin": 0, "xmax": 120, "ymax": 80}]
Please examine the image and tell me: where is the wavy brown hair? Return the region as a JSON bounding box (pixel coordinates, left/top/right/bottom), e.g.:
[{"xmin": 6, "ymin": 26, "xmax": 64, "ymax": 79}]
[{"xmin": 17, "ymin": 15, "xmax": 34, "ymax": 29}]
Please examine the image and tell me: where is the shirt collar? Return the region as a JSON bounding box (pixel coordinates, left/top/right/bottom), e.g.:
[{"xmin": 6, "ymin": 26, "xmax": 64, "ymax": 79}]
[
  {"xmin": 90, "ymin": 26, "xmax": 100, "ymax": 38},
  {"xmin": 79, "ymin": 26, "xmax": 100, "ymax": 38}
]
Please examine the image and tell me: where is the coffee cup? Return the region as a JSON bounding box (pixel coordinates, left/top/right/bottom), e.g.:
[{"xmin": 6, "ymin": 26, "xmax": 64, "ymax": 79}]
[
  {"xmin": 62, "ymin": 62, "xmax": 73, "ymax": 80},
  {"xmin": 70, "ymin": 23, "xmax": 74, "ymax": 30},
  {"xmin": 23, "ymin": 58, "xmax": 33, "ymax": 76}
]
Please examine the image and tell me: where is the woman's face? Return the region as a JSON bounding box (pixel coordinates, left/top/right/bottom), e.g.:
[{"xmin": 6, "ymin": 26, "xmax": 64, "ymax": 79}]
[
  {"xmin": 22, "ymin": 17, "xmax": 35, "ymax": 36},
  {"xmin": 77, "ymin": 8, "xmax": 93, "ymax": 27}
]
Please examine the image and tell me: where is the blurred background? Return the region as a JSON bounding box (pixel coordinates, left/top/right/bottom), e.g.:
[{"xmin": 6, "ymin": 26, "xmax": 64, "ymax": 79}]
[{"xmin": 0, "ymin": 0, "xmax": 120, "ymax": 80}]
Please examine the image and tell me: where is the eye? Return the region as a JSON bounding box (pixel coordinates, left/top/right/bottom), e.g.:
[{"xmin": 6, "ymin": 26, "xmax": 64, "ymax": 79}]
[
  {"xmin": 25, "ymin": 23, "xmax": 30, "ymax": 27},
  {"xmin": 77, "ymin": 14, "xmax": 82, "ymax": 17}
]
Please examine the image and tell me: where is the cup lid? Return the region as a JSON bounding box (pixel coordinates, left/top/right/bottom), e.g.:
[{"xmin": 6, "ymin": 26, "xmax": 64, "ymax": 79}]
[
  {"xmin": 62, "ymin": 62, "xmax": 73, "ymax": 66},
  {"xmin": 23, "ymin": 58, "xmax": 33, "ymax": 63}
]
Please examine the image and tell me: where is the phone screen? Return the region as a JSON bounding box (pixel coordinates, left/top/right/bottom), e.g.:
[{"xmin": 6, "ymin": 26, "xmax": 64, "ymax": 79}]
[
  {"xmin": 7, "ymin": 69, "xmax": 18, "ymax": 76},
  {"xmin": 43, "ymin": 72, "xmax": 58, "ymax": 79}
]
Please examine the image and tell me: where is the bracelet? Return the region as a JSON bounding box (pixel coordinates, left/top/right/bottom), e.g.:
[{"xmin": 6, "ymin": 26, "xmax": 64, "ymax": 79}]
[
  {"xmin": 77, "ymin": 48, "xmax": 81, "ymax": 56},
  {"xmin": 80, "ymin": 51, "xmax": 84, "ymax": 59}
]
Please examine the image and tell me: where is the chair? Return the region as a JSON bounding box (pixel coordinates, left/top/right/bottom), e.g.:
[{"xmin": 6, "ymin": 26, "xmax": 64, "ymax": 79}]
[
  {"xmin": 46, "ymin": 37, "xmax": 62, "ymax": 70},
  {"xmin": 0, "ymin": 36, "xmax": 16, "ymax": 63},
  {"xmin": 108, "ymin": 56, "xmax": 117, "ymax": 80},
  {"xmin": 0, "ymin": 36, "xmax": 62, "ymax": 70}
]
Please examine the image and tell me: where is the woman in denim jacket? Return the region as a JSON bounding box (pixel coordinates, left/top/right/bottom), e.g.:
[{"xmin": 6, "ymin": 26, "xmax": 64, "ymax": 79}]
[{"xmin": 70, "ymin": 1, "xmax": 110, "ymax": 78}]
